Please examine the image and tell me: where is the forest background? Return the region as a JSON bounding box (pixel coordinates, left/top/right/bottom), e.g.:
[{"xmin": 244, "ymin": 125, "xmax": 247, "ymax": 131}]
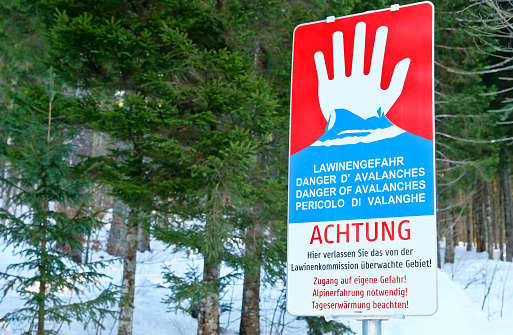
[{"xmin": 0, "ymin": 0, "xmax": 513, "ymax": 335}]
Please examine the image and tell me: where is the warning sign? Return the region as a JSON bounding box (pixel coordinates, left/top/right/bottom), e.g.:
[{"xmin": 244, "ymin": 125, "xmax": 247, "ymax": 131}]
[{"xmin": 287, "ymin": 2, "xmax": 437, "ymax": 317}]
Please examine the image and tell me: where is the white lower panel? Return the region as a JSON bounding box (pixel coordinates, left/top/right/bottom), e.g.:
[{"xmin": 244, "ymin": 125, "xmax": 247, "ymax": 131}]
[{"xmin": 287, "ymin": 215, "xmax": 437, "ymax": 317}]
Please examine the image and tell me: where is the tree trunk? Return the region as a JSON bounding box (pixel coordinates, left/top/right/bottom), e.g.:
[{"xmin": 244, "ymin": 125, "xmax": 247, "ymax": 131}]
[
  {"xmin": 496, "ymin": 172, "xmax": 505, "ymax": 260},
  {"xmin": 198, "ymin": 261, "xmax": 220, "ymax": 335},
  {"xmin": 485, "ymin": 181, "xmax": 494, "ymax": 260},
  {"xmin": 37, "ymin": 240, "xmax": 46, "ymax": 335},
  {"xmin": 137, "ymin": 225, "xmax": 151, "ymax": 253},
  {"xmin": 240, "ymin": 224, "xmax": 262, "ymax": 335},
  {"xmin": 436, "ymin": 193, "xmax": 442, "ymax": 268},
  {"xmin": 1, "ymin": 165, "xmax": 12, "ymax": 226},
  {"xmin": 238, "ymin": 37, "xmax": 268, "ymax": 335},
  {"xmin": 37, "ymin": 197, "xmax": 49, "ymax": 335},
  {"xmin": 475, "ymin": 182, "xmax": 487, "ymax": 253},
  {"xmin": 467, "ymin": 194, "xmax": 473, "ymax": 251},
  {"xmin": 492, "ymin": 176, "xmax": 500, "ymax": 252},
  {"xmin": 118, "ymin": 212, "xmax": 138, "ymax": 335},
  {"xmin": 107, "ymin": 202, "xmax": 150, "ymax": 257},
  {"xmin": 445, "ymin": 213, "xmax": 455, "ymax": 264},
  {"xmin": 503, "ymin": 167, "xmax": 513, "ymax": 262}
]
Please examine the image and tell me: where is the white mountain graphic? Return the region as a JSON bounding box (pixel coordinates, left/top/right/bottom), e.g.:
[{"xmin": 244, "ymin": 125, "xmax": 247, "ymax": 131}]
[{"xmin": 312, "ymin": 22, "xmax": 410, "ymax": 146}]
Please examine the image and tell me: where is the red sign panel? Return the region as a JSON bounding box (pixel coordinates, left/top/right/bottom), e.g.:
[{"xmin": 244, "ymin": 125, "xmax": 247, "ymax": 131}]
[{"xmin": 290, "ymin": 3, "xmax": 433, "ymax": 155}]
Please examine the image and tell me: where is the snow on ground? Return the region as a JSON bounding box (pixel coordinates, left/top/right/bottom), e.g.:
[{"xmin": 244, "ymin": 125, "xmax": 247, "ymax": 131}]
[
  {"xmin": 1, "ymin": 239, "xmax": 513, "ymax": 334},
  {"xmin": 377, "ymin": 257, "xmax": 513, "ymax": 335}
]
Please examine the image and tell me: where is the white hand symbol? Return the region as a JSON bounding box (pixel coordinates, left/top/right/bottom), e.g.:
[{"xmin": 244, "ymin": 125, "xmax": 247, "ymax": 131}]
[{"xmin": 314, "ymin": 22, "xmax": 410, "ymax": 130}]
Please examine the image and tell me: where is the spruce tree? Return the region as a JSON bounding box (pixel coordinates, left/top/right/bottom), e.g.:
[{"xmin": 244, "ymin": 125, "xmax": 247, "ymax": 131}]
[
  {"xmin": 0, "ymin": 74, "xmax": 116, "ymax": 335},
  {"xmin": 41, "ymin": 2, "xmax": 276, "ymax": 334},
  {"xmin": 224, "ymin": 1, "xmax": 387, "ymax": 334},
  {"xmin": 462, "ymin": 0, "xmax": 513, "ymax": 261},
  {"xmin": 432, "ymin": 0, "xmax": 498, "ymax": 261}
]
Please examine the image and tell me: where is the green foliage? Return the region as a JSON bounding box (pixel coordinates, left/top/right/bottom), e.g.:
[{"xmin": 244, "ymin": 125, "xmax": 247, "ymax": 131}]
[
  {"xmin": 431, "ymin": 0, "xmax": 499, "ymax": 197},
  {"xmin": 1, "ymin": 0, "xmax": 505, "ymax": 333},
  {"xmin": 299, "ymin": 316, "xmax": 354, "ymax": 335},
  {"xmin": 0, "ymin": 0, "xmax": 47, "ymax": 84},
  {"xmin": 0, "ymin": 77, "xmax": 116, "ymax": 333},
  {"xmin": 160, "ymin": 264, "xmax": 206, "ymax": 317},
  {"xmin": 40, "ymin": 3, "xmax": 285, "ymax": 330}
]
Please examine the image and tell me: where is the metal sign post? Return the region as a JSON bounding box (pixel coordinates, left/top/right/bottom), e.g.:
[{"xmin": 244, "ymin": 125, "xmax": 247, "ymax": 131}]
[
  {"xmin": 362, "ymin": 320, "xmax": 382, "ymax": 335},
  {"xmin": 286, "ymin": 1, "xmax": 437, "ymax": 330}
]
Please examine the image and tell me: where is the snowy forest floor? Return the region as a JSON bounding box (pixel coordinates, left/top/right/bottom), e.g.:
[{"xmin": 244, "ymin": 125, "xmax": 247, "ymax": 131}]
[{"xmin": 1, "ymin": 235, "xmax": 513, "ymax": 334}]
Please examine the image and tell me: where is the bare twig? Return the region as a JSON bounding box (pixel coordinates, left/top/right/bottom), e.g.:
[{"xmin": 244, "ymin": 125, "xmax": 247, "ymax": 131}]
[{"xmin": 482, "ymin": 259, "xmax": 500, "ymax": 310}]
